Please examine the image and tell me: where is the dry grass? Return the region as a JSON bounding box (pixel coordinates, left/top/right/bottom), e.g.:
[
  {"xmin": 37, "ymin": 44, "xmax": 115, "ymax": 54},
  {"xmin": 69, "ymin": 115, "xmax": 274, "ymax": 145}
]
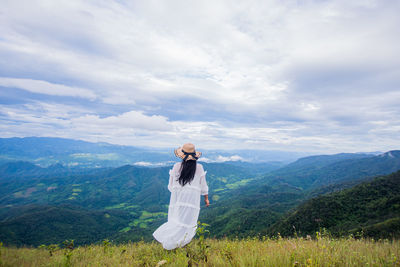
[{"xmin": 1, "ymin": 236, "xmax": 399, "ymax": 267}]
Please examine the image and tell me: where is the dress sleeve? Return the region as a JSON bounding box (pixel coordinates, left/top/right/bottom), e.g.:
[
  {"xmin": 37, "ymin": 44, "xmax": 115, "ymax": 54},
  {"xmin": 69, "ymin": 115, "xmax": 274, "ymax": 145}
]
[
  {"xmin": 200, "ymin": 169, "xmax": 209, "ymax": 196},
  {"xmin": 168, "ymin": 169, "xmax": 175, "ymax": 192},
  {"xmin": 168, "ymin": 163, "xmax": 180, "ymax": 192}
]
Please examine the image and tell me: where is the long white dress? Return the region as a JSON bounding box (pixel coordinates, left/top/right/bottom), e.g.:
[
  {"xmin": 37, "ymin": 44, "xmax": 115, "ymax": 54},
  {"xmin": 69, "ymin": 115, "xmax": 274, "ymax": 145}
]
[{"xmin": 153, "ymin": 162, "xmax": 208, "ymax": 250}]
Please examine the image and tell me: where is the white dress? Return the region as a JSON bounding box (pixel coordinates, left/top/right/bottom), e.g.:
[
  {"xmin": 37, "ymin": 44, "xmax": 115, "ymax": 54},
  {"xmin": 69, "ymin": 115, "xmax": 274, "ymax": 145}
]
[{"xmin": 153, "ymin": 162, "xmax": 208, "ymax": 250}]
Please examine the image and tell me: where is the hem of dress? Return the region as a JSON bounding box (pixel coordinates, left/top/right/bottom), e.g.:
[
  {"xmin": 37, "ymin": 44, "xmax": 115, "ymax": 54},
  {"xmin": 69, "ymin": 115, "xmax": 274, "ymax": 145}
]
[{"xmin": 153, "ymin": 221, "xmax": 197, "ymax": 250}]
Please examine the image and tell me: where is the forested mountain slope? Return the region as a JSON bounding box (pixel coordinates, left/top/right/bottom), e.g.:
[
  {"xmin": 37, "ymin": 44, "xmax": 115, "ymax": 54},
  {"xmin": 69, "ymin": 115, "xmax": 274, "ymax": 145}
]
[
  {"xmin": 0, "ymin": 204, "xmax": 133, "ymax": 246},
  {"xmin": 269, "ymin": 170, "xmax": 400, "ymax": 238},
  {"xmin": 0, "ymin": 161, "xmax": 257, "ymax": 209},
  {"xmin": 0, "ymin": 161, "xmax": 261, "ymax": 245},
  {"xmin": 199, "ymin": 151, "xmax": 400, "ymax": 238}
]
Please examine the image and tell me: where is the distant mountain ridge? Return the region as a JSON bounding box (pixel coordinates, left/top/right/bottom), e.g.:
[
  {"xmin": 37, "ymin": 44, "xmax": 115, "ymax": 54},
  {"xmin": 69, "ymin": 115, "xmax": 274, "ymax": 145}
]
[
  {"xmin": 261, "ymin": 150, "xmax": 400, "ymax": 189},
  {"xmin": 0, "ymin": 161, "xmax": 107, "ymax": 181},
  {"xmin": 285, "ymin": 153, "xmax": 373, "ymax": 168},
  {"xmin": 0, "ymin": 137, "xmax": 308, "ymax": 167},
  {"xmin": 0, "ymin": 137, "xmax": 171, "ymax": 168}
]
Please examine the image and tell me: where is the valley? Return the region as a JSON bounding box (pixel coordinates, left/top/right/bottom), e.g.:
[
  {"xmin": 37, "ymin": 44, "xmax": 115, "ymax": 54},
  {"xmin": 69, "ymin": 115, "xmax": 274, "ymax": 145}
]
[{"xmin": 0, "ymin": 137, "xmax": 399, "ymax": 246}]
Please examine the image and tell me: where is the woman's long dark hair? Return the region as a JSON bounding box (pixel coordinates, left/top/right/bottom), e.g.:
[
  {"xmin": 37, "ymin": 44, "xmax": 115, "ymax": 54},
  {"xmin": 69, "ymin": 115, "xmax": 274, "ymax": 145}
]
[{"xmin": 178, "ymin": 159, "xmax": 197, "ymax": 186}]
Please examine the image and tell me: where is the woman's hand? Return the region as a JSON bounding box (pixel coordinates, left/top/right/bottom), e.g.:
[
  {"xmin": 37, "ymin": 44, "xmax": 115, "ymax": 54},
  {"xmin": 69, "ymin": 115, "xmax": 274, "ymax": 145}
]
[{"xmin": 204, "ymin": 195, "xmax": 210, "ymax": 207}]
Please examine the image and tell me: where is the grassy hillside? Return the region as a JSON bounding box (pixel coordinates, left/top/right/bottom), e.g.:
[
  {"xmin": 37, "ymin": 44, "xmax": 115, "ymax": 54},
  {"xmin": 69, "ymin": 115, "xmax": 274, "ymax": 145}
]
[
  {"xmin": 0, "ymin": 236, "xmax": 398, "ymax": 266},
  {"xmin": 269, "ymin": 170, "xmax": 400, "ymax": 238}
]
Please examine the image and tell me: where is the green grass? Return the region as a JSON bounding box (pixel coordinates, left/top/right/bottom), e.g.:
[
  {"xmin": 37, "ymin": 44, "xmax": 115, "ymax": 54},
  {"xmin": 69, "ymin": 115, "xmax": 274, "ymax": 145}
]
[
  {"xmin": 225, "ymin": 178, "xmax": 253, "ymax": 190},
  {"xmin": 129, "ymin": 220, "xmax": 140, "ymax": 227},
  {"xmin": 104, "ymin": 203, "xmax": 127, "ymax": 210},
  {"xmin": 119, "ymin": 227, "xmax": 131, "ymax": 233},
  {"xmin": 125, "ymin": 211, "xmax": 168, "ymax": 230},
  {"xmin": 105, "ymin": 203, "xmax": 140, "ymax": 210},
  {"xmin": 123, "ymin": 205, "xmax": 139, "ymax": 210},
  {"xmin": 213, "ymin": 188, "xmax": 225, "ymax": 192},
  {"xmin": 126, "ymin": 211, "xmax": 168, "ymax": 229},
  {"xmin": 139, "ymin": 211, "xmax": 153, "ymax": 219},
  {"xmin": 217, "ymin": 177, "xmax": 228, "ymax": 183},
  {"xmin": 139, "ymin": 211, "xmax": 167, "ymax": 220},
  {"xmin": 212, "ymin": 195, "xmax": 220, "ymax": 201},
  {"xmin": 1, "ymin": 237, "xmax": 399, "ymax": 266}
]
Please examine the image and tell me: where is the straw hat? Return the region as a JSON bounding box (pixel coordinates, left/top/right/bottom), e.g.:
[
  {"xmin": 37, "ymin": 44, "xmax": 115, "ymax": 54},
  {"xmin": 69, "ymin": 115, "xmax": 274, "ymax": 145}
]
[{"xmin": 174, "ymin": 143, "xmax": 202, "ymax": 161}]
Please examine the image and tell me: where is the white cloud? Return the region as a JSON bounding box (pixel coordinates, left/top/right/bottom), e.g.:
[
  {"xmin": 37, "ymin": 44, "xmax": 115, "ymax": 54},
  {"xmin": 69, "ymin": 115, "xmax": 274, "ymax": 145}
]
[
  {"xmin": 0, "ymin": 77, "xmax": 96, "ymax": 100},
  {"xmin": 1, "ymin": 102, "xmax": 400, "ymax": 153},
  {"xmin": 198, "ymin": 155, "xmax": 244, "ymax": 163},
  {"xmin": 215, "ymin": 155, "xmax": 244, "ymax": 162},
  {"xmin": 71, "ymin": 110, "xmax": 172, "ymax": 132},
  {"xmin": 197, "ymin": 157, "xmax": 212, "ymax": 163},
  {"xmin": 133, "ymin": 161, "xmax": 171, "ymax": 167}
]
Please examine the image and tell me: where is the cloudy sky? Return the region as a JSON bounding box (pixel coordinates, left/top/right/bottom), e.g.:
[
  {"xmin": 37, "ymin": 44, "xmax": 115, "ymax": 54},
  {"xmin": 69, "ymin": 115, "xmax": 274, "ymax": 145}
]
[{"xmin": 0, "ymin": 0, "xmax": 399, "ymax": 153}]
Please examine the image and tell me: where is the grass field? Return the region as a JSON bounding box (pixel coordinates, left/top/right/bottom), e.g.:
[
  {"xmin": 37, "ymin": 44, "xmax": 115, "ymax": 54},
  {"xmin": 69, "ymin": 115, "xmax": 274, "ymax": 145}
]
[{"xmin": 1, "ymin": 235, "xmax": 399, "ymax": 267}]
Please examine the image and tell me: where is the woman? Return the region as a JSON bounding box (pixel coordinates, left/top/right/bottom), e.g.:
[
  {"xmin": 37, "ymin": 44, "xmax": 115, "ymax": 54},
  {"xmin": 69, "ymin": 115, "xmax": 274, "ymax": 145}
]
[{"xmin": 153, "ymin": 143, "xmax": 209, "ymax": 250}]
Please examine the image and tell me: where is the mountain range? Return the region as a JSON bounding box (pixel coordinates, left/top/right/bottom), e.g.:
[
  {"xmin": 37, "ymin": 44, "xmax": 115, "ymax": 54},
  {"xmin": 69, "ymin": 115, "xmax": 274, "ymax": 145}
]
[
  {"xmin": 0, "ymin": 137, "xmax": 309, "ymax": 167},
  {"xmin": 0, "ymin": 137, "xmax": 398, "ymax": 246}
]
